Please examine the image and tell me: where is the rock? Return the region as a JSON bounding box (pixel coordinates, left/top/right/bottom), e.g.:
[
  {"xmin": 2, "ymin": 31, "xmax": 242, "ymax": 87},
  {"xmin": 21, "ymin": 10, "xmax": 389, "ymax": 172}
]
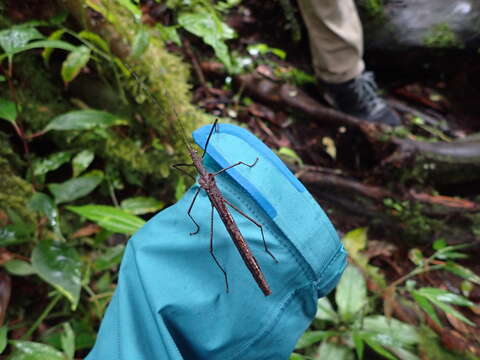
[{"xmin": 357, "ymin": 0, "xmax": 480, "ymax": 49}]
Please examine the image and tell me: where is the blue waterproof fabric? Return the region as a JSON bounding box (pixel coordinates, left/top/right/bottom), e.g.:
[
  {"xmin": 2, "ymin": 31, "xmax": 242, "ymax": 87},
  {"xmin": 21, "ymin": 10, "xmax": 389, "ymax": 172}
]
[{"xmin": 85, "ymin": 124, "xmax": 347, "ymax": 360}]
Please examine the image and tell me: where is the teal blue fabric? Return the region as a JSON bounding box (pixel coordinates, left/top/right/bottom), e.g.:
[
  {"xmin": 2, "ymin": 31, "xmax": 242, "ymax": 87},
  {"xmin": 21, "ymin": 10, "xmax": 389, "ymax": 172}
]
[{"xmin": 85, "ymin": 124, "xmax": 347, "ymax": 360}]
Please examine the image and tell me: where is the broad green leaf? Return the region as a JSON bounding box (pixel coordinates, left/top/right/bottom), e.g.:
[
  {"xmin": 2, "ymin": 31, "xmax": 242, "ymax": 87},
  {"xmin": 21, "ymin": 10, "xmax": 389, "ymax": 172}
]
[
  {"xmin": 443, "ymin": 262, "xmax": 480, "ymax": 285},
  {"xmin": 315, "ymin": 342, "xmax": 354, "ymax": 360},
  {"xmin": 315, "ymin": 297, "xmax": 337, "ymax": 322},
  {"xmin": 42, "ymin": 29, "xmax": 65, "ymax": 65},
  {"xmin": 295, "ymin": 331, "xmax": 335, "ymax": 349},
  {"xmin": 28, "ymin": 192, "xmax": 58, "ymax": 225},
  {"xmin": 31, "ymin": 240, "xmax": 82, "ymax": 309},
  {"xmin": 61, "ymin": 45, "xmax": 91, "ymax": 84},
  {"xmin": 94, "ymin": 244, "xmax": 125, "ymax": 271},
  {"xmin": 48, "ymin": 170, "xmax": 103, "ymax": 204},
  {"xmin": 9, "ymin": 340, "xmax": 65, "ymax": 360},
  {"xmin": 0, "ymin": 224, "xmax": 33, "ymax": 246},
  {"xmin": 44, "ymin": 110, "xmax": 127, "ymax": 132},
  {"xmin": 0, "ymin": 98, "xmax": 17, "ymax": 125},
  {"xmin": 363, "ymin": 315, "xmax": 420, "ymax": 346},
  {"xmin": 67, "ymin": 205, "xmax": 145, "ymax": 235},
  {"xmin": 0, "ymin": 326, "xmax": 6, "ymax": 354},
  {"xmin": 175, "ymin": 176, "xmax": 186, "ymax": 201},
  {"xmin": 336, "ymin": 265, "xmax": 367, "ymax": 322},
  {"xmin": 78, "ymin": 31, "xmax": 109, "ymax": 52},
  {"xmin": 120, "ymin": 196, "xmax": 163, "ymax": 215},
  {"xmin": 157, "ymin": 25, "xmax": 181, "ymax": 46},
  {"xmin": 178, "ymin": 11, "xmax": 235, "ymax": 71},
  {"xmin": 0, "ymin": 40, "xmax": 77, "ymax": 61},
  {"xmin": 60, "ymin": 323, "xmax": 75, "ymax": 359},
  {"xmin": 4, "ymin": 260, "xmax": 35, "ymax": 276},
  {"xmin": 341, "ymin": 227, "xmax": 367, "ymax": 258},
  {"xmin": 429, "ymin": 300, "xmax": 474, "ymax": 326},
  {"xmin": 32, "ymin": 152, "xmax": 72, "ymax": 176},
  {"xmin": 72, "ymin": 150, "xmax": 94, "ymax": 177},
  {"xmin": 0, "ymin": 26, "xmax": 44, "ymax": 54},
  {"xmin": 131, "ymin": 28, "xmax": 149, "ymax": 58}
]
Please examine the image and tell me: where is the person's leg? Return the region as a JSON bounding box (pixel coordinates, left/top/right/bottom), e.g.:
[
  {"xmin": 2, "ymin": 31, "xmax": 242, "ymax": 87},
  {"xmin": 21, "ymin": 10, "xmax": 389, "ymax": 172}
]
[
  {"xmin": 297, "ymin": 0, "xmax": 364, "ymax": 84},
  {"xmin": 297, "ymin": 0, "xmax": 401, "ymax": 126}
]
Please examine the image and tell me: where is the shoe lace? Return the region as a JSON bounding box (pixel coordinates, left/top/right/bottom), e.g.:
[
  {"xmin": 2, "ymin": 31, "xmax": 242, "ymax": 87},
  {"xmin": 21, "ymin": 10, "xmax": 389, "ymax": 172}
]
[{"xmin": 348, "ymin": 72, "xmax": 384, "ymax": 114}]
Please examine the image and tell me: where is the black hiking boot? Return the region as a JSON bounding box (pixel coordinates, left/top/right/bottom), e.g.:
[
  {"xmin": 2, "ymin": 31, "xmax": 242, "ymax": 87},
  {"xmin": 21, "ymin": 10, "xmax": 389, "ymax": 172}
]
[{"xmin": 321, "ymin": 71, "xmax": 401, "ymax": 126}]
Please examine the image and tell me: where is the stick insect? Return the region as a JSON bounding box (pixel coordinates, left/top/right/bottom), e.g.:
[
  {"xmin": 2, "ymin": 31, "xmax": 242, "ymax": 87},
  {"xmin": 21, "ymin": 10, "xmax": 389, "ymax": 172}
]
[{"xmin": 129, "ymin": 68, "xmax": 277, "ymax": 296}]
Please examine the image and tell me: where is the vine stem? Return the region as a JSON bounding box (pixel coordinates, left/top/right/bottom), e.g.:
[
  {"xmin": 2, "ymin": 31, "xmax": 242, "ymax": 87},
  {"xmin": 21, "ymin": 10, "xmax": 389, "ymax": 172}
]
[{"xmin": 21, "ymin": 293, "xmax": 62, "ymax": 340}]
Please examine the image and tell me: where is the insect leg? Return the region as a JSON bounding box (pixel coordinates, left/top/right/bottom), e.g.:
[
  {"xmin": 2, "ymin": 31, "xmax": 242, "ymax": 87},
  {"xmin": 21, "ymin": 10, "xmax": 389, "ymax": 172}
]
[
  {"xmin": 201, "ymin": 119, "xmax": 219, "ymax": 159},
  {"xmin": 187, "ymin": 187, "xmax": 201, "ymax": 235},
  {"xmin": 223, "ymin": 198, "xmax": 278, "ymax": 263},
  {"xmin": 209, "ymin": 204, "xmax": 229, "ymax": 293},
  {"xmin": 172, "ymin": 163, "xmax": 196, "ymax": 181},
  {"xmin": 212, "ymin": 158, "xmax": 259, "ymax": 177}
]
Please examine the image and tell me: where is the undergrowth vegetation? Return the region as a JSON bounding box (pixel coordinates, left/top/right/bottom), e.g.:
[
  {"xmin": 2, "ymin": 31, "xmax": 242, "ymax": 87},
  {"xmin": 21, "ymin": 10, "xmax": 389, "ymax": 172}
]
[{"xmin": 0, "ymin": 1, "xmax": 479, "ymax": 359}]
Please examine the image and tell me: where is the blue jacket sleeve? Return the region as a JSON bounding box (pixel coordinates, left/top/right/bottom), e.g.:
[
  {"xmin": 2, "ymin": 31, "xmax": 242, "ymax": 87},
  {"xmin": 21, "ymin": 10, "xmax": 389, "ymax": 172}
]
[{"xmin": 85, "ymin": 124, "xmax": 347, "ymax": 360}]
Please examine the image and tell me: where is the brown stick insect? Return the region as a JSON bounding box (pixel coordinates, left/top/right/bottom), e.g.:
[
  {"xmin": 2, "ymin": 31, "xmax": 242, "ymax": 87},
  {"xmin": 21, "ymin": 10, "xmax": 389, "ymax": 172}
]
[{"xmin": 128, "ymin": 67, "xmax": 277, "ymax": 296}]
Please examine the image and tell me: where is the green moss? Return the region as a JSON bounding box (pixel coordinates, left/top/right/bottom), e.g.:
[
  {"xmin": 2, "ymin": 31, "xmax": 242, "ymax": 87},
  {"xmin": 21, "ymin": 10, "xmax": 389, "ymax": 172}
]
[
  {"xmin": 424, "ymin": 23, "xmax": 462, "ymax": 49},
  {"xmin": 0, "ymin": 137, "xmax": 34, "ymax": 223}
]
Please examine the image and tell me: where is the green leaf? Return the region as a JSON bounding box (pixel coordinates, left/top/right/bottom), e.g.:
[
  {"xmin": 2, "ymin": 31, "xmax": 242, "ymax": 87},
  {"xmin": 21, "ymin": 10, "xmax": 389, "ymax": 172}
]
[
  {"xmin": 315, "ymin": 297, "xmax": 337, "ymax": 322},
  {"xmin": 336, "ymin": 265, "xmax": 367, "ymax": 322},
  {"xmin": 31, "ymin": 240, "xmax": 82, "ymax": 310},
  {"xmin": 277, "ymin": 147, "xmax": 303, "ymax": 166},
  {"xmin": 72, "ymin": 150, "xmax": 94, "ymax": 177},
  {"xmin": 120, "ymin": 196, "xmax": 163, "ymax": 215},
  {"xmin": 0, "ymin": 98, "xmax": 17, "ymax": 125},
  {"xmin": 60, "ymin": 323, "xmax": 75, "ymax": 360},
  {"xmin": 247, "ymin": 43, "xmax": 286, "ymax": 59},
  {"xmin": 0, "ymin": 26, "xmax": 44, "ymax": 54},
  {"xmin": 67, "ymin": 205, "xmax": 145, "ymax": 235},
  {"xmin": 78, "ymin": 31, "xmax": 109, "ymax": 52},
  {"xmin": 4, "ymin": 260, "xmax": 35, "ymax": 276},
  {"xmin": 131, "ymin": 28, "xmax": 150, "ymax": 58},
  {"xmin": 408, "ymin": 248, "xmax": 424, "ymax": 266},
  {"xmin": 44, "ymin": 110, "xmax": 127, "ymax": 132},
  {"xmin": 411, "ymin": 291, "xmax": 442, "ymax": 326},
  {"xmin": 9, "ymin": 340, "xmax": 65, "ymax": 360},
  {"xmin": 0, "ymin": 326, "xmax": 7, "ymax": 354},
  {"xmin": 444, "ymin": 262, "xmax": 480, "ymax": 285},
  {"xmin": 48, "ymin": 170, "xmax": 103, "ymax": 204},
  {"xmin": 61, "ymin": 46, "xmax": 91, "ymax": 84},
  {"xmin": 432, "ymin": 239, "xmax": 447, "ymax": 250},
  {"xmin": 352, "ymin": 332, "xmax": 364, "ymax": 360},
  {"xmin": 289, "ymin": 354, "xmax": 307, "ymax": 360},
  {"xmin": 0, "ymin": 40, "xmax": 77, "ymax": 61},
  {"xmin": 0, "ymin": 223, "xmax": 33, "ymax": 247},
  {"xmin": 315, "ymin": 342, "xmax": 354, "ymax": 360},
  {"xmin": 32, "ymin": 152, "xmax": 72, "ymax": 177},
  {"xmin": 341, "ymin": 227, "xmax": 367, "ymax": 258},
  {"xmin": 175, "ymin": 176, "xmax": 186, "ymax": 201},
  {"xmin": 416, "ymin": 287, "xmax": 474, "ymax": 307},
  {"xmin": 117, "ymin": 0, "xmax": 141, "ymax": 17},
  {"xmin": 178, "ymin": 11, "xmax": 235, "ymax": 71},
  {"xmin": 42, "ymin": 29, "xmax": 66, "ymax": 65},
  {"xmin": 362, "ymin": 315, "xmax": 420, "ymax": 346},
  {"xmin": 295, "ymin": 331, "xmax": 335, "ymax": 349},
  {"xmin": 362, "ymin": 335, "xmax": 397, "ymax": 360},
  {"xmin": 157, "ymin": 25, "xmax": 181, "ymax": 46},
  {"xmin": 28, "ymin": 192, "xmax": 58, "ymax": 226},
  {"xmin": 94, "ymin": 244, "xmax": 125, "ymax": 271}
]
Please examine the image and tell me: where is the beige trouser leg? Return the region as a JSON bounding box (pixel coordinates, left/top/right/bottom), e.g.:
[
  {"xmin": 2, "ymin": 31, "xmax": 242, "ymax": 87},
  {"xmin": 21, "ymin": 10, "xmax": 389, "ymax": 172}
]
[{"xmin": 297, "ymin": 0, "xmax": 365, "ymax": 84}]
